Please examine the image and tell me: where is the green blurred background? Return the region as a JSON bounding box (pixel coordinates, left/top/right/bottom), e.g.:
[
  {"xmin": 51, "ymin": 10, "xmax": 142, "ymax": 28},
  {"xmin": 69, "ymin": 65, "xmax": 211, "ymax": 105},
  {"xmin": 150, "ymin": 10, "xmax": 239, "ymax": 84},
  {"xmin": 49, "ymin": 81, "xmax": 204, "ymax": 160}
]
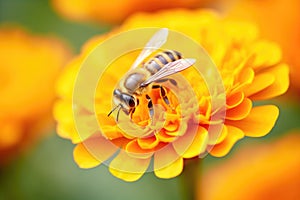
[{"xmin": 1, "ymin": 0, "xmax": 300, "ymax": 200}]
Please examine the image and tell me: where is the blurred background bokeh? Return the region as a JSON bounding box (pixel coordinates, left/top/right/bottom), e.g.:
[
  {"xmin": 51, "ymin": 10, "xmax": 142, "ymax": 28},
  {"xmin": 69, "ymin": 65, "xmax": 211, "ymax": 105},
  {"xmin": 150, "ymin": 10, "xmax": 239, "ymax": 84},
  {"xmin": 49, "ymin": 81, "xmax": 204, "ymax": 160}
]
[{"xmin": 0, "ymin": 0, "xmax": 299, "ymax": 199}]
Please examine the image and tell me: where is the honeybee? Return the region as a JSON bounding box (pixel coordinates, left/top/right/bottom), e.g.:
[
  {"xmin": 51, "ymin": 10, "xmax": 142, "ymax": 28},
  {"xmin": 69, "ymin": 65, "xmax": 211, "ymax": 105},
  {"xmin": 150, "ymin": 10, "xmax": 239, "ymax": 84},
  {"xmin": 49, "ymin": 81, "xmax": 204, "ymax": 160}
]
[{"xmin": 108, "ymin": 28, "xmax": 196, "ymax": 121}]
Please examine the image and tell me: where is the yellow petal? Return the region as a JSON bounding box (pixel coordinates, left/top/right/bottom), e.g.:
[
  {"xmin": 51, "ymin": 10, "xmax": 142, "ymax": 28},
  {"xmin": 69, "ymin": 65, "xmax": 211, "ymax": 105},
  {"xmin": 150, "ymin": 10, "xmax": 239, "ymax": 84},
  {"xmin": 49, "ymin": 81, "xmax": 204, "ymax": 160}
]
[
  {"xmin": 209, "ymin": 125, "xmax": 244, "ymax": 157},
  {"xmin": 226, "ymin": 105, "xmax": 279, "ymax": 137},
  {"xmin": 154, "ymin": 157, "xmax": 183, "ymax": 179},
  {"xmin": 55, "ymin": 58, "xmax": 79, "ymax": 99},
  {"xmin": 226, "ymin": 98, "xmax": 252, "ymax": 120},
  {"xmin": 109, "ymin": 151, "xmax": 151, "ymax": 182},
  {"xmin": 207, "ymin": 124, "xmax": 228, "ymax": 145},
  {"xmin": 53, "ymin": 100, "xmax": 80, "ymax": 142},
  {"xmin": 249, "ymin": 64, "xmax": 289, "ymax": 100},
  {"xmin": 223, "ymin": 21, "xmax": 259, "ymax": 44},
  {"xmin": 215, "ymin": 124, "xmax": 228, "ymax": 144},
  {"xmin": 109, "ymin": 168, "xmax": 144, "ymax": 182},
  {"xmin": 73, "ymin": 133, "xmax": 117, "ymax": 168},
  {"xmin": 251, "ymin": 40, "xmax": 282, "ymax": 69},
  {"xmin": 75, "ymin": 114, "xmax": 100, "ymax": 141},
  {"xmin": 173, "ymin": 126, "xmax": 208, "ymax": 158},
  {"xmin": 154, "ymin": 145, "xmax": 181, "ymax": 174},
  {"xmin": 73, "ymin": 143, "xmax": 101, "ymax": 169},
  {"xmin": 244, "ymin": 73, "xmax": 275, "ymax": 97}
]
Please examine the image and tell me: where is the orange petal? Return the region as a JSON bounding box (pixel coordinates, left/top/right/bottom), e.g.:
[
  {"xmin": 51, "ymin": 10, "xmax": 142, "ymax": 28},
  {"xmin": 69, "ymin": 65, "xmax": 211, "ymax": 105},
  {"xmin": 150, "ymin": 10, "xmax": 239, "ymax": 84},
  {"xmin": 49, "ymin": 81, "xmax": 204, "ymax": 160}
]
[
  {"xmin": 173, "ymin": 126, "xmax": 208, "ymax": 158},
  {"xmin": 157, "ymin": 129, "xmax": 176, "ymax": 143},
  {"xmin": 248, "ymin": 64, "xmax": 289, "ymax": 100},
  {"xmin": 226, "ymin": 105, "xmax": 279, "ymax": 137},
  {"xmin": 209, "ymin": 125, "xmax": 244, "ymax": 157},
  {"xmin": 109, "ymin": 151, "xmax": 151, "ymax": 182},
  {"xmin": 164, "ymin": 120, "xmax": 179, "ymax": 132},
  {"xmin": 125, "ymin": 140, "xmax": 154, "ymax": 159},
  {"xmin": 244, "ymin": 73, "xmax": 275, "ymax": 97},
  {"xmin": 165, "ymin": 121, "xmax": 187, "ymax": 137},
  {"xmin": 101, "ymin": 125, "xmax": 123, "ymax": 140},
  {"xmin": 226, "ymin": 92, "xmax": 244, "ymax": 109},
  {"xmin": 154, "ymin": 157, "xmax": 183, "ymax": 179},
  {"xmin": 200, "ymin": 131, "xmax": 300, "ymax": 200},
  {"xmin": 137, "ymin": 135, "xmax": 159, "ymax": 149},
  {"xmin": 231, "ymin": 67, "xmax": 254, "ymax": 94},
  {"xmin": 111, "ymin": 137, "xmax": 131, "ymax": 148},
  {"xmin": 226, "ymin": 98, "xmax": 252, "ymax": 120},
  {"xmin": 97, "ymin": 113, "xmax": 117, "ymax": 126},
  {"xmin": 73, "ymin": 133, "xmax": 118, "ymax": 168}
]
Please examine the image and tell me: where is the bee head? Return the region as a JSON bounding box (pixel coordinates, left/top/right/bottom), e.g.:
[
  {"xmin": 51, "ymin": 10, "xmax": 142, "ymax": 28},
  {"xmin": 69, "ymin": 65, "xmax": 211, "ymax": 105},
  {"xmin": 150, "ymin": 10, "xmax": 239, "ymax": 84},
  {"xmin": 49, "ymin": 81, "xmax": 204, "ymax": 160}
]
[
  {"xmin": 121, "ymin": 93, "xmax": 137, "ymax": 108},
  {"xmin": 113, "ymin": 89, "xmax": 139, "ymax": 110}
]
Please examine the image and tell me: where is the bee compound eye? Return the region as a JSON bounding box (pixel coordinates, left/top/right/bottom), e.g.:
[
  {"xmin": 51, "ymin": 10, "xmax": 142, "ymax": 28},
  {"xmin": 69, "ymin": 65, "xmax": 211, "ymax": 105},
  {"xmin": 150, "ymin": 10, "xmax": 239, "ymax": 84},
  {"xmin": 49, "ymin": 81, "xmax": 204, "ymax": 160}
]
[
  {"xmin": 128, "ymin": 98, "xmax": 135, "ymax": 107},
  {"xmin": 121, "ymin": 93, "xmax": 136, "ymax": 108}
]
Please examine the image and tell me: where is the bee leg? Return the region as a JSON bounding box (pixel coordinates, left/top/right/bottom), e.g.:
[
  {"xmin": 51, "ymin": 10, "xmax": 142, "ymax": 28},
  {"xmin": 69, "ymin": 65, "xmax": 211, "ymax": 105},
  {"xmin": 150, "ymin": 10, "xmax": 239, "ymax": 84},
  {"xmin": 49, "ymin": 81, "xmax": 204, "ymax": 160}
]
[
  {"xmin": 129, "ymin": 107, "xmax": 136, "ymax": 120},
  {"xmin": 153, "ymin": 85, "xmax": 175, "ymax": 111},
  {"xmin": 146, "ymin": 94, "xmax": 154, "ymax": 118}
]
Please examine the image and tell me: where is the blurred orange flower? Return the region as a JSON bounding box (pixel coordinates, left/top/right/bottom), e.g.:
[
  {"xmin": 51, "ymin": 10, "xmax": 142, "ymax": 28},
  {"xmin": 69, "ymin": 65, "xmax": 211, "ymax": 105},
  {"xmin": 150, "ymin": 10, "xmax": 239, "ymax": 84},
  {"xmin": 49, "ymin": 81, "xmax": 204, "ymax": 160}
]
[
  {"xmin": 199, "ymin": 131, "xmax": 300, "ymax": 200},
  {"xmin": 54, "ymin": 9, "xmax": 289, "ymax": 181},
  {"xmin": 0, "ymin": 26, "xmax": 71, "ymax": 165},
  {"xmin": 226, "ymin": 0, "xmax": 300, "ymax": 91},
  {"xmin": 51, "ymin": 0, "xmax": 210, "ymax": 24}
]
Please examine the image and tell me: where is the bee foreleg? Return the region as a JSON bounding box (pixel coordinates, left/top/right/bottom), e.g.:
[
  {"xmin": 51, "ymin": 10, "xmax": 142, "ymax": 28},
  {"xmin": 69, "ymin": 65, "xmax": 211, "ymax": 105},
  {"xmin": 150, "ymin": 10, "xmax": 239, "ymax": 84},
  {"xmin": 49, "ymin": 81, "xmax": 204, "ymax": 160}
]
[{"xmin": 146, "ymin": 94, "xmax": 154, "ymax": 118}]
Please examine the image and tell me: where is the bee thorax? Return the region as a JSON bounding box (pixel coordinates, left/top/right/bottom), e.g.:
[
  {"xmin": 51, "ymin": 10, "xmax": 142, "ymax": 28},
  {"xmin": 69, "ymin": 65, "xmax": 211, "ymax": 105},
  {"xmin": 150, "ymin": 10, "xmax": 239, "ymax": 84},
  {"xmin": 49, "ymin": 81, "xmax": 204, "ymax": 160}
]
[{"xmin": 124, "ymin": 72, "xmax": 146, "ymax": 93}]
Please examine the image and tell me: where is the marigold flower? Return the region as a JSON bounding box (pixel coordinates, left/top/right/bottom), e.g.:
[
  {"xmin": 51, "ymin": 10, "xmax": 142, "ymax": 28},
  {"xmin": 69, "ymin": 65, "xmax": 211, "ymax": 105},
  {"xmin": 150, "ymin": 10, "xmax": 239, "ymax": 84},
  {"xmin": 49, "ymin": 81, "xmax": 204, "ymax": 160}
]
[
  {"xmin": 226, "ymin": 0, "xmax": 300, "ymax": 91},
  {"xmin": 198, "ymin": 131, "xmax": 300, "ymax": 200},
  {"xmin": 51, "ymin": 0, "xmax": 209, "ymax": 24},
  {"xmin": 0, "ymin": 26, "xmax": 71, "ymax": 164},
  {"xmin": 54, "ymin": 9, "xmax": 289, "ymax": 181}
]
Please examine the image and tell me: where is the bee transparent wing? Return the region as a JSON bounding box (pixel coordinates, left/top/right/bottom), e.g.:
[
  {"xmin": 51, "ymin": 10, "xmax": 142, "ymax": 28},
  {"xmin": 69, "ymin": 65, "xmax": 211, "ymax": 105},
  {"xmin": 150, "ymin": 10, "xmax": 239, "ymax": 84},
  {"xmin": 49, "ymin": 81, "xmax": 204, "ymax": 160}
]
[
  {"xmin": 140, "ymin": 58, "xmax": 196, "ymax": 87},
  {"xmin": 130, "ymin": 28, "xmax": 169, "ymax": 70}
]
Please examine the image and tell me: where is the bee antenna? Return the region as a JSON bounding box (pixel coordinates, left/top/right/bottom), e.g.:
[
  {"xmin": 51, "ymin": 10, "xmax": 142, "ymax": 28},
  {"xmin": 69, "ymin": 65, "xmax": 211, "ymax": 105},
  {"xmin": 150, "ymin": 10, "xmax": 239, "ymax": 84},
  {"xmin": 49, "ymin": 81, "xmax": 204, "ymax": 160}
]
[
  {"xmin": 107, "ymin": 104, "xmax": 121, "ymax": 117},
  {"xmin": 116, "ymin": 106, "xmax": 122, "ymax": 122}
]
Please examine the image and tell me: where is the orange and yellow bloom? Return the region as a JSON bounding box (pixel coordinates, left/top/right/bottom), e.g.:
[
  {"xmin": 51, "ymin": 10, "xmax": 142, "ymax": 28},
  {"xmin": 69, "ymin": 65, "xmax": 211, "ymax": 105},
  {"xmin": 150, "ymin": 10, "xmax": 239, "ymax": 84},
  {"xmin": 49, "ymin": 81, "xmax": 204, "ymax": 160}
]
[
  {"xmin": 54, "ymin": 9, "xmax": 289, "ymax": 181},
  {"xmin": 51, "ymin": 0, "xmax": 209, "ymax": 24},
  {"xmin": 199, "ymin": 131, "xmax": 300, "ymax": 200},
  {"xmin": 226, "ymin": 0, "xmax": 300, "ymax": 91},
  {"xmin": 0, "ymin": 26, "xmax": 71, "ymax": 164}
]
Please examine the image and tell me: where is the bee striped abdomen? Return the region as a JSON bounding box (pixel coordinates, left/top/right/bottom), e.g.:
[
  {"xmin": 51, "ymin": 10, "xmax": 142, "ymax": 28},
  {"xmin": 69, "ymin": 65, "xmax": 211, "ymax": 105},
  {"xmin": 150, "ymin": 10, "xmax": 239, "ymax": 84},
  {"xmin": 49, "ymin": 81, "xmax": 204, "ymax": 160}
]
[{"xmin": 145, "ymin": 50, "xmax": 182, "ymax": 75}]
